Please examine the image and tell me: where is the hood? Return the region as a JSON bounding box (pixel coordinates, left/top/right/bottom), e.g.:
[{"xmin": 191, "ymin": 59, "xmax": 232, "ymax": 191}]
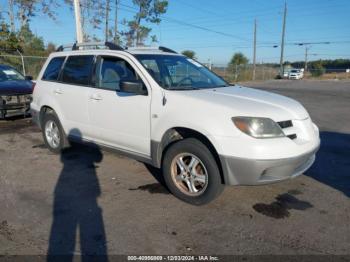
[
  {"xmin": 169, "ymin": 86, "xmax": 309, "ymax": 121},
  {"xmin": 0, "ymin": 80, "xmax": 33, "ymax": 95}
]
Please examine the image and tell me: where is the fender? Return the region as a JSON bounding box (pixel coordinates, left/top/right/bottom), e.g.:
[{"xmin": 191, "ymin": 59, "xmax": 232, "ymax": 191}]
[{"xmin": 38, "ymin": 94, "xmax": 68, "ymax": 134}]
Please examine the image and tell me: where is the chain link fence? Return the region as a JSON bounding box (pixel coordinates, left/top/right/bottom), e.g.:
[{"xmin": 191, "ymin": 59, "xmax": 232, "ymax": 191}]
[
  {"xmin": 203, "ymin": 63, "xmax": 350, "ymax": 82},
  {"xmin": 205, "ymin": 64, "xmax": 279, "ymax": 82},
  {"xmin": 0, "ymin": 52, "xmax": 348, "ymax": 82},
  {"xmin": 0, "ymin": 52, "xmax": 47, "ymax": 78}
]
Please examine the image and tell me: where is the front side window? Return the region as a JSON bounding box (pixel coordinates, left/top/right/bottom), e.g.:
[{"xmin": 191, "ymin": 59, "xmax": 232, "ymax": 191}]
[
  {"xmin": 96, "ymin": 56, "xmax": 145, "ymax": 91},
  {"xmin": 136, "ymin": 54, "xmax": 229, "ymax": 90},
  {"xmin": 61, "ymin": 55, "xmax": 94, "ymax": 85},
  {"xmin": 42, "ymin": 56, "xmax": 66, "ymax": 81}
]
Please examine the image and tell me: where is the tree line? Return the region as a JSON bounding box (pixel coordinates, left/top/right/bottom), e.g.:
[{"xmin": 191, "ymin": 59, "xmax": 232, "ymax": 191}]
[{"xmin": 0, "ymin": 0, "xmax": 169, "ymax": 54}]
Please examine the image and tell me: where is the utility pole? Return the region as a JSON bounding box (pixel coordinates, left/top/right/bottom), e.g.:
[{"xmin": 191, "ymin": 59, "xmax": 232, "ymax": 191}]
[
  {"xmin": 8, "ymin": 0, "xmax": 15, "ymax": 32},
  {"xmin": 304, "ymin": 46, "xmax": 309, "ymax": 72},
  {"xmin": 279, "ymin": 2, "xmax": 287, "ymax": 77},
  {"xmin": 208, "ymin": 58, "xmax": 212, "ymax": 70},
  {"xmin": 105, "ymin": 0, "xmax": 110, "ymax": 42},
  {"xmin": 252, "ymin": 19, "xmax": 257, "ymax": 81},
  {"xmin": 73, "ymin": 0, "xmax": 84, "ymax": 43},
  {"xmin": 114, "ymin": 0, "xmax": 119, "ymax": 44},
  {"xmin": 296, "ymin": 42, "xmax": 330, "ymax": 71}
]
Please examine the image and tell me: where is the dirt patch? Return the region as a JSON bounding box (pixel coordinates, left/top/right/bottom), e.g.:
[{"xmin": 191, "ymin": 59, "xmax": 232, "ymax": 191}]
[
  {"xmin": 129, "ymin": 183, "xmax": 169, "ymax": 194},
  {"xmin": 0, "ymin": 118, "xmax": 39, "ymax": 135},
  {"xmin": 0, "ymin": 220, "xmax": 14, "ymax": 241},
  {"xmin": 253, "ymin": 193, "xmax": 313, "ymax": 219},
  {"xmin": 287, "ymin": 189, "xmax": 303, "ymax": 195}
]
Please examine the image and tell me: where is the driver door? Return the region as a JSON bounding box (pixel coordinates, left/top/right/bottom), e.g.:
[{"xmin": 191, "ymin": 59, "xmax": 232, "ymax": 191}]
[{"xmin": 87, "ymin": 55, "xmax": 151, "ymax": 156}]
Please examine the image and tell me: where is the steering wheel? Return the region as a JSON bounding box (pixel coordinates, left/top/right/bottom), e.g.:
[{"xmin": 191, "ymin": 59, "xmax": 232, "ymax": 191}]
[{"xmin": 176, "ymin": 77, "xmax": 194, "ymax": 88}]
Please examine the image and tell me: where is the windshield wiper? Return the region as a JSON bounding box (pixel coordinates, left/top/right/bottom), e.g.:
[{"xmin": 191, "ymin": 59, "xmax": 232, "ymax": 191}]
[
  {"xmin": 214, "ymin": 84, "xmax": 231, "ymax": 88},
  {"xmin": 167, "ymin": 86, "xmax": 199, "ymax": 90}
]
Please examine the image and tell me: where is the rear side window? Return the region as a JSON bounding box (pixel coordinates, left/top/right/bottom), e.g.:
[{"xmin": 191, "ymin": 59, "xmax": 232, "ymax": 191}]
[
  {"xmin": 61, "ymin": 55, "xmax": 94, "ymax": 85},
  {"xmin": 42, "ymin": 56, "xmax": 66, "ymax": 81}
]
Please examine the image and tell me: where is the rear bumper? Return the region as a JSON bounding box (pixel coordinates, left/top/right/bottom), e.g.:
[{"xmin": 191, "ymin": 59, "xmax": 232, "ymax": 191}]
[
  {"xmin": 30, "ymin": 108, "xmax": 41, "ymax": 129},
  {"xmin": 220, "ymin": 143, "xmax": 319, "ymax": 185}
]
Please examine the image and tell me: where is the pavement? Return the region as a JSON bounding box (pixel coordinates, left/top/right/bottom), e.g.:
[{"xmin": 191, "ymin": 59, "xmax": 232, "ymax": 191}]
[{"xmin": 0, "ymin": 79, "xmax": 349, "ymax": 256}]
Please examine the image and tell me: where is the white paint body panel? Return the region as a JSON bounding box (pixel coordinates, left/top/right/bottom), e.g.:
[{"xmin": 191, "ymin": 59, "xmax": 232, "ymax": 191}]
[{"xmin": 32, "ymin": 49, "xmax": 320, "ymax": 166}]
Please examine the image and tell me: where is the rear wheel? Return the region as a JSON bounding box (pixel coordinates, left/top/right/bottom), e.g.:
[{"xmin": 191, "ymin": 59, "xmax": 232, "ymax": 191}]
[
  {"xmin": 42, "ymin": 111, "xmax": 67, "ymax": 153},
  {"xmin": 162, "ymin": 138, "xmax": 224, "ymax": 205}
]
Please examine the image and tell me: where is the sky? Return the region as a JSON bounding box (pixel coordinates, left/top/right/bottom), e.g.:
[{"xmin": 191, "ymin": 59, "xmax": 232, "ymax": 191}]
[{"xmin": 2, "ymin": 0, "xmax": 350, "ymax": 65}]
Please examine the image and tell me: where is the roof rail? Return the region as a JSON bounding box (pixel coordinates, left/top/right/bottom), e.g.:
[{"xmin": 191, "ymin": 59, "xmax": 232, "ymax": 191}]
[
  {"xmin": 56, "ymin": 41, "xmax": 124, "ymax": 52},
  {"xmin": 159, "ymin": 46, "xmax": 177, "ymax": 54}
]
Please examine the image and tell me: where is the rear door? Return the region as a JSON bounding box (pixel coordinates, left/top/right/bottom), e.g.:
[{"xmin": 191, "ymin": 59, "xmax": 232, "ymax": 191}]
[
  {"xmin": 87, "ymin": 55, "xmax": 151, "ymax": 156},
  {"xmin": 57, "ymin": 55, "xmax": 95, "ymax": 137}
]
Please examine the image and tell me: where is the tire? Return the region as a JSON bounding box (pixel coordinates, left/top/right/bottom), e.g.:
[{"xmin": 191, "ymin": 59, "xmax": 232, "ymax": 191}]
[
  {"xmin": 162, "ymin": 138, "xmax": 224, "ymax": 205},
  {"xmin": 41, "ymin": 111, "xmax": 67, "ymax": 153}
]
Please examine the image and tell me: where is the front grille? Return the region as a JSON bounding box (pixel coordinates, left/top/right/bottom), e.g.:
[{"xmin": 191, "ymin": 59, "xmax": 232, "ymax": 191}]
[
  {"xmin": 278, "ymin": 120, "xmax": 293, "ymax": 129},
  {"xmin": 287, "ymin": 134, "xmax": 297, "ymax": 140},
  {"xmin": 278, "ymin": 120, "xmax": 297, "ymax": 140},
  {"xmin": 3, "ymin": 95, "xmax": 31, "ymax": 105}
]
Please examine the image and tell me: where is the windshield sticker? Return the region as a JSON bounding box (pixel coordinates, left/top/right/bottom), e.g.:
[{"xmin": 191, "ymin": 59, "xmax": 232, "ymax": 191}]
[
  {"xmin": 187, "ymin": 59, "xmax": 203, "ymax": 68},
  {"xmin": 3, "ymin": 70, "xmax": 17, "ymax": 75}
]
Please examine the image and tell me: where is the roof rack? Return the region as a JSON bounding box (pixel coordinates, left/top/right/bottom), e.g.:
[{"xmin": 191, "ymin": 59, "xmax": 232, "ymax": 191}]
[
  {"xmin": 55, "ymin": 42, "xmax": 178, "ymax": 54},
  {"xmin": 158, "ymin": 46, "xmax": 177, "ymax": 54},
  {"xmin": 125, "ymin": 46, "xmax": 178, "ymax": 54},
  {"xmin": 56, "ymin": 41, "xmax": 124, "ymax": 52}
]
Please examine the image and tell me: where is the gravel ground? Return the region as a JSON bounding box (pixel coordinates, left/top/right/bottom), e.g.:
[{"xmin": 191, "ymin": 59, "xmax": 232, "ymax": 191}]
[{"xmin": 0, "ymin": 79, "xmax": 349, "ymax": 256}]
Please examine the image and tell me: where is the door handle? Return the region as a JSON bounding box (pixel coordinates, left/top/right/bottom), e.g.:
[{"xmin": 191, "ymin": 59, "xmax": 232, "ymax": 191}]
[
  {"xmin": 89, "ymin": 94, "xmax": 103, "ymax": 101},
  {"xmin": 54, "ymin": 88, "xmax": 63, "ymax": 94}
]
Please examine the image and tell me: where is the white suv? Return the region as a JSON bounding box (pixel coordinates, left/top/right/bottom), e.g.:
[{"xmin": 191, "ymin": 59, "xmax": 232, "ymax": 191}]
[
  {"xmin": 31, "ymin": 42, "xmax": 320, "ymax": 205},
  {"xmin": 289, "ymin": 69, "xmax": 304, "ymax": 80}
]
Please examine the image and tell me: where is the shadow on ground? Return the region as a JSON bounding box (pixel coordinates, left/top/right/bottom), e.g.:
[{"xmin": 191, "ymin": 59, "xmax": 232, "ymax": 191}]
[
  {"xmin": 306, "ymin": 131, "xmax": 350, "ymax": 197},
  {"xmin": 253, "ymin": 191, "xmax": 313, "ymax": 219},
  {"xmin": 47, "ymin": 129, "xmax": 108, "ymax": 261}
]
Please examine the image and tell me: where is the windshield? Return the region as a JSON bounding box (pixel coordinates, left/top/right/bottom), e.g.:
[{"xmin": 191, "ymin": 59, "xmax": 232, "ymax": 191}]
[
  {"xmin": 290, "ymin": 70, "xmax": 299, "ymax": 73},
  {"xmin": 0, "ymin": 67, "xmax": 25, "ymax": 82},
  {"xmin": 135, "ymin": 54, "xmax": 229, "ymax": 90}
]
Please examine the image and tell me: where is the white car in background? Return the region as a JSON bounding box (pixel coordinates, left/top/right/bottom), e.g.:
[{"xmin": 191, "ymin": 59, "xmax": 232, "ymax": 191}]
[
  {"xmin": 289, "ymin": 69, "xmax": 304, "ymax": 80},
  {"xmin": 31, "ymin": 42, "xmax": 320, "ymax": 205}
]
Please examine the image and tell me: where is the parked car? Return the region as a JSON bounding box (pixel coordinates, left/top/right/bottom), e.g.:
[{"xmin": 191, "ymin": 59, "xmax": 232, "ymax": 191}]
[
  {"xmin": 0, "ymin": 65, "xmax": 34, "ymax": 119},
  {"xmin": 282, "ymin": 71, "xmax": 289, "ymax": 79},
  {"xmin": 289, "ymin": 69, "xmax": 304, "ymax": 80},
  {"xmin": 31, "ymin": 43, "xmax": 320, "ymax": 205}
]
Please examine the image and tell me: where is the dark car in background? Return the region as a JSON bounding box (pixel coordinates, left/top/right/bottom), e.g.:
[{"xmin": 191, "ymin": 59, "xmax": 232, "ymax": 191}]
[{"xmin": 0, "ymin": 65, "xmax": 34, "ymax": 119}]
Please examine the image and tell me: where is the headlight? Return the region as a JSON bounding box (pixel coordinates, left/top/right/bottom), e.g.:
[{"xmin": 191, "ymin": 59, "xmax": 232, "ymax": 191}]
[{"xmin": 232, "ymin": 117, "xmax": 285, "ymax": 138}]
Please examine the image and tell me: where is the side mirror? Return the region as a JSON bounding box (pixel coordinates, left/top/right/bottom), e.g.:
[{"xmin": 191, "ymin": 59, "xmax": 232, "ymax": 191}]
[
  {"xmin": 25, "ymin": 75, "xmax": 33, "ymax": 81},
  {"xmin": 120, "ymin": 81, "xmax": 147, "ymax": 95}
]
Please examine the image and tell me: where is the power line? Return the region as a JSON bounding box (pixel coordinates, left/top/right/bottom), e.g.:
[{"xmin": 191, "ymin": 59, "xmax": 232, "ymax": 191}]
[{"xmin": 118, "ymin": 5, "xmax": 252, "ymax": 42}]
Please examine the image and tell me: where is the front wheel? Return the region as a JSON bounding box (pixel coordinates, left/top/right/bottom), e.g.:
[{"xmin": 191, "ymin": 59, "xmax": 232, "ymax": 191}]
[{"xmin": 162, "ymin": 138, "xmax": 224, "ymax": 205}]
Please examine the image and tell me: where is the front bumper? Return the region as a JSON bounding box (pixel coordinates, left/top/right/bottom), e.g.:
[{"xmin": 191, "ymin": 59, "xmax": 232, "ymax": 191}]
[
  {"xmin": 220, "ymin": 144, "xmax": 319, "ymax": 185},
  {"xmin": 0, "ymin": 102, "xmax": 31, "ymax": 118}
]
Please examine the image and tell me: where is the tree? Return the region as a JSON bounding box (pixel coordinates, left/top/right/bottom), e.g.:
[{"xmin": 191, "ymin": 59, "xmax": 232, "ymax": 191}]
[
  {"xmin": 228, "ymin": 52, "xmax": 249, "ymax": 82},
  {"xmin": 122, "ymin": 0, "xmax": 168, "ymax": 46},
  {"xmin": 0, "ymin": 22, "xmax": 21, "ymax": 51},
  {"xmin": 46, "ymin": 42, "xmax": 56, "ymax": 53},
  {"xmin": 182, "ymin": 50, "xmax": 196, "ymax": 59},
  {"xmin": 229, "ymin": 52, "xmax": 249, "ymax": 67},
  {"xmin": 18, "ymin": 24, "xmax": 45, "ymax": 51},
  {"xmin": 310, "ymin": 61, "xmax": 325, "ymax": 77},
  {"xmin": 6, "ymin": 0, "xmax": 59, "ymax": 32},
  {"xmin": 64, "ymin": 0, "xmax": 108, "ymax": 41}
]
